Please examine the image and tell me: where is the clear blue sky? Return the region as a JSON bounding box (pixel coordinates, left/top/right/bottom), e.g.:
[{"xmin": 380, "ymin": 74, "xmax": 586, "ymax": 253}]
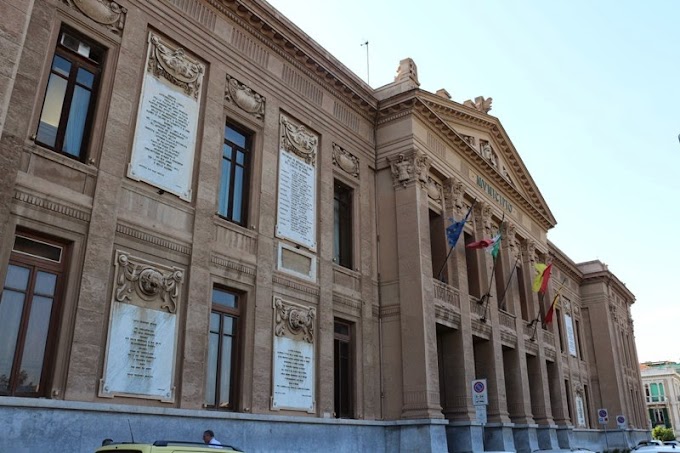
[{"xmin": 266, "ymin": 0, "xmax": 680, "ymax": 363}]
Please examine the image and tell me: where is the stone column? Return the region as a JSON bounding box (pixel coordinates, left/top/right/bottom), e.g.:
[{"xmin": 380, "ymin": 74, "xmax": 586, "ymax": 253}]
[{"xmin": 389, "ymin": 150, "xmax": 442, "ymax": 419}]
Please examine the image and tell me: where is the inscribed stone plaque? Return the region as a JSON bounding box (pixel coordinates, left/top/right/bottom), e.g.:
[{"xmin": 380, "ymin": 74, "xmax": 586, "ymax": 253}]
[
  {"xmin": 127, "ymin": 33, "xmax": 204, "ymax": 201},
  {"xmin": 272, "ymin": 336, "xmax": 314, "ymax": 411},
  {"xmin": 276, "ymin": 150, "xmax": 316, "ymax": 250},
  {"xmin": 102, "ymin": 302, "xmax": 176, "ymax": 399},
  {"xmin": 271, "ymin": 297, "xmax": 316, "ymax": 412},
  {"xmin": 100, "ymin": 251, "xmax": 183, "ymax": 402},
  {"xmin": 564, "ymin": 313, "xmax": 577, "ymax": 357}
]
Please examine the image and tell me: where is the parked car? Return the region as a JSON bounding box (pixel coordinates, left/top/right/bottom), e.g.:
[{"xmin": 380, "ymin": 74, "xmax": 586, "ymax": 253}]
[
  {"xmin": 96, "ymin": 440, "xmax": 243, "ymax": 453},
  {"xmin": 664, "ymin": 441, "xmax": 680, "ymax": 448},
  {"xmin": 634, "ymin": 440, "xmax": 665, "ymax": 450}
]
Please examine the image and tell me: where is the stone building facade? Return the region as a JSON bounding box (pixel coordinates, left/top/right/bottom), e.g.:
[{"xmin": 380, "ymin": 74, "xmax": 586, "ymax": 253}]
[
  {"xmin": 641, "ymin": 362, "xmax": 680, "ymax": 432},
  {"xmin": 0, "ymin": 0, "xmax": 647, "ymax": 451}
]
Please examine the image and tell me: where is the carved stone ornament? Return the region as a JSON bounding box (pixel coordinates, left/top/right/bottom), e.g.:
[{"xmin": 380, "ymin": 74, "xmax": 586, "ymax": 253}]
[
  {"xmin": 504, "ymin": 222, "xmax": 518, "ymax": 259},
  {"xmin": 225, "ymin": 74, "xmax": 265, "ymax": 120},
  {"xmin": 522, "ymin": 240, "xmax": 537, "ymax": 264},
  {"xmin": 443, "ymin": 177, "xmax": 464, "ymax": 214},
  {"xmin": 461, "ymin": 134, "xmax": 476, "ymax": 148},
  {"xmin": 114, "ymin": 252, "xmax": 183, "ymax": 313},
  {"xmin": 62, "ymin": 0, "xmax": 127, "ymax": 34},
  {"xmin": 474, "ymin": 202, "xmax": 493, "ymax": 237},
  {"xmin": 388, "ymin": 151, "xmax": 430, "ymax": 188},
  {"xmin": 147, "ymin": 34, "xmax": 204, "ymax": 99},
  {"xmin": 273, "ymin": 297, "xmax": 316, "ymax": 343},
  {"xmin": 332, "ymin": 143, "xmax": 359, "ymax": 178},
  {"xmin": 426, "ymin": 177, "xmax": 442, "ymax": 202},
  {"xmin": 280, "ymin": 114, "xmax": 318, "ymax": 165},
  {"xmin": 480, "ymin": 140, "xmax": 498, "ymax": 168},
  {"xmin": 562, "ymin": 299, "xmax": 571, "ymax": 312},
  {"xmin": 463, "ymin": 96, "xmax": 493, "ymax": 114}
]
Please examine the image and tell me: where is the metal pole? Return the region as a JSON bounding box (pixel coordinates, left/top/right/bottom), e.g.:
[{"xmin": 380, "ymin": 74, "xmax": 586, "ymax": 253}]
[{"xmin": 604, "ymin": 424, "xmax": 609, "ymax": 451}]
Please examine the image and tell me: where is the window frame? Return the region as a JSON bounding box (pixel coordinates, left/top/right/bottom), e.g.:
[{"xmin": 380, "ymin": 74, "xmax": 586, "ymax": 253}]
[
  {"xmin": 333, "ymin": 319, "xmax": 354, "ymax": 419},
  {"xmin": 217, "ymin": 122, "xmax": 252, "ymax": 226},
  {"xmin": 0, "ymin": 233, "xmax": 68, "ymax": 397},
  {"xmin": 333, "ymin": 179, "xmax": 354, "ymax": 269},
  {"xmin": 205, "ymin": 286, "xmax": 242, "ymax": 411},
  {"xmin": 34, "ymin": 26, "xmax": 104, "ymax": 162}
]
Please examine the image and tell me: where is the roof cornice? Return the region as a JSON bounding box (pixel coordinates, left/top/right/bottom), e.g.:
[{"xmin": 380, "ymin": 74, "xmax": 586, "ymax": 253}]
[{"xmin": 206, "ymin": 0, "xmax": 378, "ymax": 118}]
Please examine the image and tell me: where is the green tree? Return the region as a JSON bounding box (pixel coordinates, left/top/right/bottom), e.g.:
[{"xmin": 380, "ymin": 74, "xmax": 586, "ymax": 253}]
[{"xmin": 652, "ymin": 425, "xmax": 675, "ymax": 441}]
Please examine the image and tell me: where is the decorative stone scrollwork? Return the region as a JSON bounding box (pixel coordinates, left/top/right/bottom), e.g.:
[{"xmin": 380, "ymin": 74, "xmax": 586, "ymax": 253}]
[
  {"xmin": 114, "ymin": 252, "xmax": 183, "ymax": 313},
  {"xmin": 474, "ymin": 202, "xmax": 493, "ymax": 237},
  {"xmin": 388, "ymin": 151, "xmax": 430, "ymax": 188},
  {"xmin": 426, "ymin": 177, "xmax": 442, "ymax": 202},
  {"xmin": 61, "ymin": 0, "xmax": 127, "ymax": 34},
  {"xmin": 332, "ymin": 143, "xmax": 359, "ymax": 178},
  {"xmin": 280, "ymin": 114, "xmax": 318, "ymax": 165},
  {"xmin": 225, "ymin": 74, "xmax": 265, "ymax": 120},
  {"xmin": 443, "ymin": 177, "xmax": 464, "ymax": 214},
  {"xmin": 273, "ymin": 297, "xmax": 316, "ymax": 343},
  {"xmin": 504, "ymin": 222, "xmax": 519, "ymax": 259},
  {"xmin": 147, "ymin": 34, "xmax": 204, "ymax": 99}
]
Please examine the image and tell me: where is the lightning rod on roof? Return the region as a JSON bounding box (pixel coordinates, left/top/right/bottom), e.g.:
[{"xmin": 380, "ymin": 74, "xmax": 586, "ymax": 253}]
[{"xmin": 361, "ymin": 41, "xmax": 369, "ymax": 85}]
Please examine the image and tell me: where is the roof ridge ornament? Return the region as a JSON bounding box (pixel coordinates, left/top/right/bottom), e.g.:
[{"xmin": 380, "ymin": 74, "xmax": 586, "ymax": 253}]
[
  {"xmin": 464, "ymin": 96, "xmax": 493, "ymax": 114},
  {"xmin": 394, "ymin": 58, "xmax": 420, "ymax": 87}
]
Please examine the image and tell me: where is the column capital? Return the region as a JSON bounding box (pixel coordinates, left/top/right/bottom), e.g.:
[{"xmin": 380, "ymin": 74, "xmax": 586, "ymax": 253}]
[
  {"xmin": 443, "ymin": 176, "xmax": 464, "ymax": 215},
  {"xmin": 388, "ymin": 149, "xmax": 431, "ymax": 189}
]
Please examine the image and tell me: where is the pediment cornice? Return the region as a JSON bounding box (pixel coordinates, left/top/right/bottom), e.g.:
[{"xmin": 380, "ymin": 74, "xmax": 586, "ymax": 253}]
[
  {"xmin": 206, "ymin": 0, "xmax": 378, "ymax": 118},
  {"xmin": 377, "ymin": 91, "xmax": 556, "ymax": 230}
]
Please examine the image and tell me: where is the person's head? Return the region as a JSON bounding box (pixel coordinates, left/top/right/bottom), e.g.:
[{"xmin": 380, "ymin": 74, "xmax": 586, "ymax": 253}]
[
  {"xmin": 202, "ymin": 430, "xmax": 215, "ymax": 444},
  {"xmin": 101, "ymin": 439, "xmax": 114, "ymax": 446}
]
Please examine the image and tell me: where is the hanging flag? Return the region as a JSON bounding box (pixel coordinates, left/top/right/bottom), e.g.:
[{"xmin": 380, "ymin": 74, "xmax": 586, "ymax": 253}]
[
  {"xmin": 445, "ymin": 204, "xmax": 474, "ymax": 248},
  {"xmin": 544, "ymin": 292, "xmax": 560, "ymax": 325},
  {"xmin": 466, "ymin": 237, "xmax": 494, "ymax": 249},
  {"xmin": 489, "ymin": 233, "xmax": 502, "ymax": 259},
  {"xmin": 532, "ymin": 263, "xmax": 552, "ymax": 293}
]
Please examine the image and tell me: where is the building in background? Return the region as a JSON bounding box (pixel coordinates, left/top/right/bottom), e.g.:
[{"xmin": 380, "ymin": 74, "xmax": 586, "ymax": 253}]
[
  {"xmin": 641, "ymin": 362, "xmax": 680, "ymax": 432},
  {"xmin": 0, "ymin": 0, "xmax": 648, "ymax": 451}
]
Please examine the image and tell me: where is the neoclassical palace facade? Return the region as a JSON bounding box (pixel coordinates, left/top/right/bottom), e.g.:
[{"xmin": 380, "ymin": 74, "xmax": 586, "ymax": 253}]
[{"xmin": 0, "ymin": 0, "xmax": 647, "ymax": 451}]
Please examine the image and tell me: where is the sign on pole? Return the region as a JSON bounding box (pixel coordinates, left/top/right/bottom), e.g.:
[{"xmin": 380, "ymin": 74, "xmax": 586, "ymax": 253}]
[
  {"xmin": 598, "ymin": 408, "xmax": 609, "ymax": 424},
  {"xmin": 616, "ymin": 415, "xmax": 627, "ymax": 429},
  {"xmin": 475, "ymin": 404, "xmax": 487, "ymax": 424},
  {"xmin": 472, "ymin": 379, "xmax": 488, "ymax": 405}
]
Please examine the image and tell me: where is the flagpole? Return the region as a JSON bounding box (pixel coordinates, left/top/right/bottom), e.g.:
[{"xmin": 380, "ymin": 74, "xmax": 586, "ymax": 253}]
[
  {"xmin": 479, "ymin": 214, "xmax": 504, "ymax": 323},
  {"xmin": 436, "ymin": 200, "xmax": 476, "ymax": 282},
  {"xmin": 497, "ymin": 255, "xmax": 521, "ymax": 312}
]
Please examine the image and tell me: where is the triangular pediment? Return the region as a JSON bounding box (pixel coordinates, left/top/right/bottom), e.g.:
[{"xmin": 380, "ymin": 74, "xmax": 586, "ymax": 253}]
[{"xmin": 414, "ymin": 92, "xmax": 556, "ymax": 229}]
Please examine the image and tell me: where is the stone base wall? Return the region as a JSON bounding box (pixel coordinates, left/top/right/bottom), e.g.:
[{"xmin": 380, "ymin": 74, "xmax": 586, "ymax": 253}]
[{"xmin": 0, "ymin": 398, "xmax": 448, "ymax": 453}]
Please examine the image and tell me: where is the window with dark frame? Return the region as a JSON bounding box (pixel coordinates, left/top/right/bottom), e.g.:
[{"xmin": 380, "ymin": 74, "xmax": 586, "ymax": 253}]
[
  {"xmin": 218, "ymin": 123, "xmax": 251, "ymax": 226},
  {"xmin": 35, "ymin": 27, "xmax": 104, "ymax": 161},
  {"xmin": 333, "ymin": 319, "xmax": 353, "ymax": 419},
  {"xmin": 205, "ymin": 287, "xmax": 241, "ymax": 410},
  {"xmin": 0, "ymin": 233, "xmax": 67, "ymax": 397},
  {"xmin": 333, "ymin": 180, "xmax": 353, "ymax": 269}
]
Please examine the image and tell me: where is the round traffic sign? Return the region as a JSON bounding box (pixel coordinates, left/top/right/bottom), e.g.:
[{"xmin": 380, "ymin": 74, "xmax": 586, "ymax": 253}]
[
  {"xmin": 598, "ymin": 409, "xmax": 608, "ymax": 418},
  {"xmin": 617, "ymin": 415, "xmax": 626, "ymax": 424},
  {"xmin": 474, "ymin": 381, "xmax": 485, "ymax": 393}
]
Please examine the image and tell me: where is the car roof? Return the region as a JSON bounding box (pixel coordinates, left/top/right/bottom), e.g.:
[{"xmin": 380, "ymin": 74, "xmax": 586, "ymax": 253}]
[{"xmin": 96, "ymin": 441, "xmax": 242, "ymax": 452}]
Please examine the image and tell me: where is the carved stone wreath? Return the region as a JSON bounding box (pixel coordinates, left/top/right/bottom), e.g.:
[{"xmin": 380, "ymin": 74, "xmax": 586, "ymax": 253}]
[
  {"xmin": 280, "ymin": 114, "xmax": 318, "ymax": 165},
  {"xmin": 332, "ymin": 143, "xmax": 359, "ymax": 178},
  {"xmin": 61, "ymin": 0, "xmax": 127, "ymax": 34},
  {"xmin": 273, "ymin": 297, "xmax": 315, "ymax": 343},
  {"xmin": 114, "ymin": 252, "xmax": 183, "ymax": 313},
  {"xmin": 225, "ymin": 74, "xmax": 265, "ymax": 120},
  {"xmin": 426, "ymin": 177, "xmax": 442, "ymax": 202},
  {"xmin": 147, "ymin": 34, "xmax": 204, "ymax": 99}
]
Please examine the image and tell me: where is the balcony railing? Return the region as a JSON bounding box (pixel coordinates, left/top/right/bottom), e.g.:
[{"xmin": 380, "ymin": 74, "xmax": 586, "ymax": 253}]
[
  {"xmin": 469, "ymin": 296, "xmax": 487, "ymax": 318},
  {"xmin": 498, "ymin": 310, "xmax": 516, "ymax": 330},
  {"xmin": 432, "ymin": 279, "xmax": 460, "ymax": 310}
]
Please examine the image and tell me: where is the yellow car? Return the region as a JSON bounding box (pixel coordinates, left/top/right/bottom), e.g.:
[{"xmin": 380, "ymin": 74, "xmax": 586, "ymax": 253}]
[{"xmin": 95, "ymin": 440, "xmax": 243, "ymax": 452}]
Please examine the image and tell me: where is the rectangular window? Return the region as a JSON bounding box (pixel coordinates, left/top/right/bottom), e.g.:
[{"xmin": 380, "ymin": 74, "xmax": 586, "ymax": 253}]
[
  {"xmin": 334, "ymin": 319, "xmax": 353, "ymax": 418},
  {"xmin": 218, "ymin": 123, "xmax": 251, "ymax": 225},
  {"xmin": 36, "ymin": 27, "xmax": 104, "ymax": 160},
  {"xmin": 0, "ymin": 233, "xmax": 68, "ymax": 397},
  {"xmin": 429, "ymin": 209, "xmax": 447, "ymax": 281},
  {"xmin": 333, "ymin": 180, "xmax": 353, "ymax": 269},
  {"xmin": 205, "ymin": 287, "xmax": 241, "ymax": 410},
  {"xmin": 516, "ymin": 264, "xmax": 529, "ymax": 321}
]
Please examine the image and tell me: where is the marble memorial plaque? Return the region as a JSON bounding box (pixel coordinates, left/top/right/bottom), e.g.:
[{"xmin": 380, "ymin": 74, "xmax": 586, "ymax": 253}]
[
  {"xmin": 101, "ymin": 302, "xmax": 176, "ymax": 400},
  {"xmin": 272, "ymin": 336, "xmax": 314, "ymax": 411},
  {"xmin": 276, "ymin": 150, "xmax": 316, "ymax": 250},
  {"xmin": 128, "ymin": 33, "xmax": 204, "ymax": 201},
  {"xmin": 100, "ymin": 251, "xmax": 183, "ymax": 402}
]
